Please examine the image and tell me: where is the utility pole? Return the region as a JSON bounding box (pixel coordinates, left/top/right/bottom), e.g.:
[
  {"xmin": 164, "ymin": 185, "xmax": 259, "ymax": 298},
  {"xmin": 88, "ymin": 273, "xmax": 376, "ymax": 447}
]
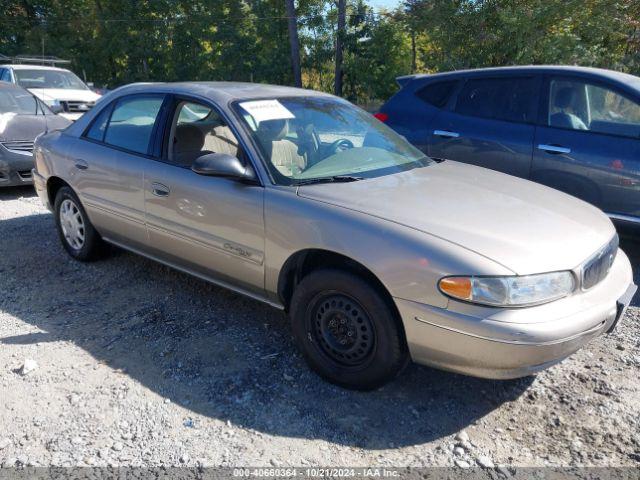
[
  {"xmin": 285, "ymin": 0, "xmax": 302, "ymax": 88},
  {"xmin": 334, "ymin": 0, "xmax": 346, "ymax": 96}
]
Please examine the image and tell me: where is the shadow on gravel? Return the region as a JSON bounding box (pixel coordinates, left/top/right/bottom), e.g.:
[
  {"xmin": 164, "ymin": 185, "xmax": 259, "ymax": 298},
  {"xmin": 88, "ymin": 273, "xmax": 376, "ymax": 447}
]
[
  {"xmin": 619, "ymin": 235, "xmax": 640, "ymax": 306},
  {"xmin": 0, "ymin": 185, "xmax": 37, "ymax": 201},
  {"xmin": 0, "ymin": 185, "xmax": 37, "ymax": 202},
  {"xmin": 11, "ymin": 212, "xmax": 640, "ymax": 449}
]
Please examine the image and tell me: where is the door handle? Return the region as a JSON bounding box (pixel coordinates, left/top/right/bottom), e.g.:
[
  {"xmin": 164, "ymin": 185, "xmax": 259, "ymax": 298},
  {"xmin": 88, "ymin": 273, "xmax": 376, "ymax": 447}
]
[
  {"xmin": 538, "ymin": 144, "xmax": 571, "ymax": 154},
  {"xmin": 434, "ymin": 130, "xmax": 460, "ymax": 138},
  {"xmin": 151, "ymin": 182, "xmax": 170, "ymax": 197},
  {"xmin": 74, "ymin": 160, "xmax": 88, "ymax": 170}
]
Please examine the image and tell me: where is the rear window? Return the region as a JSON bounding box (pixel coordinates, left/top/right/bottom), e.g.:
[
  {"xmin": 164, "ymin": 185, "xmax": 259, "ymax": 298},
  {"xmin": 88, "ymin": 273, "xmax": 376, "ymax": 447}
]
[
  {"xmin": 416, "ymin": 80, "xmax": 457, "ymax": 108},
  {"xmin": 85, "ymin": 104, "xmax": 112, "ymax": 142},
  {"xmin": 454, "ymin": 77, "xmax": 538, "ymax": 124}
]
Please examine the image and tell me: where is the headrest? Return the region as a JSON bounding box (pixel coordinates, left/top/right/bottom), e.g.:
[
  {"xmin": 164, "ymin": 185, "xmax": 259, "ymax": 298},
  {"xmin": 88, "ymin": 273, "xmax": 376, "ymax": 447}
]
[
  {"xmin": 555, "ymin": 87, "xmax": 575, "ymax": 109},
  {"xmin": 175, "ymin": 124, "xmax": 204, "ymax": 152},
  {"xmin": 257, "ymin": 119, "xmax": 288, "ymax": 142}
]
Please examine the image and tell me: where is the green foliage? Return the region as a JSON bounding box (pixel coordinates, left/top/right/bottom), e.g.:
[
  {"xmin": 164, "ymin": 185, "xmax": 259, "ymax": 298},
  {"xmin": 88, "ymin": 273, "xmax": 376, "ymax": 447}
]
[
  {"xmin": 403, "ymin": 0, "xmax": 640, "ymax": 76},
  {"xmin": 1, "ymin": 0, "xmax": 638, "ymax": 105}
]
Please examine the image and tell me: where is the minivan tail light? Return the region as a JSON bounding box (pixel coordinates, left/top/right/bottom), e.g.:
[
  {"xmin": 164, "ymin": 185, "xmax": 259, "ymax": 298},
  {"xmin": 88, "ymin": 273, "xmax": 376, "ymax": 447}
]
[{"xmin": 373, "ymin": 112, "xmax": 388, "ymax": 122}]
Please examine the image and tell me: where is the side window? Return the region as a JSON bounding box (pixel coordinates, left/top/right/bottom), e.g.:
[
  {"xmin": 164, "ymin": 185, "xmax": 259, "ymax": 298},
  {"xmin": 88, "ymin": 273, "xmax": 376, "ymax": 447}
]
[
  {"xmin": 0, "ymin": 69, "xmax": 10, "ymax": 83},
  {"xmin": 455, "ymin": 77, "xmax": 538, "ymax": 123},
  {"xmin": 416, "ymin": 80, "xmax": 457, "ymax": 108},
  {"xmin": 103, "ymin": 95, "xmax": 164, "ymax": 155},
  {"xmin": 85, "ymin": 104, "xmax": 113, "ymax": 142},
  {"xmin": 169, "ymin": 100, "xmax": 239, "ymax": 167},
  {"xmin": 548, "ymin": 78, "xmax": 640, "ymax": 138}
]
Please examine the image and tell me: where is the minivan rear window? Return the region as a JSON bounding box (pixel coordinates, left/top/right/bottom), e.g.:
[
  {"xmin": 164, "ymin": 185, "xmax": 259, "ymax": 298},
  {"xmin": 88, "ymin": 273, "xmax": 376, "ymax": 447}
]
[
  {"xmin": 455, "ymin": 77, "xmax": 538, "ymax": 124},
  {"xmin": 416, "ymin": 80, "xmax": 457, "ymax": 108}
]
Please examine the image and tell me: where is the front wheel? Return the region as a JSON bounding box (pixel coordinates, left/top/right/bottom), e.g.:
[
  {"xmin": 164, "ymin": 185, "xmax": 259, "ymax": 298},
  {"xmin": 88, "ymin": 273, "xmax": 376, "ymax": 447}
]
[
  {"xmin": 290, "ymin": 269, "xmax": 408, "ymax": 390},
  {"xmin": 54, "ymin": 186, "xmax": 107, "ymax": 261}
]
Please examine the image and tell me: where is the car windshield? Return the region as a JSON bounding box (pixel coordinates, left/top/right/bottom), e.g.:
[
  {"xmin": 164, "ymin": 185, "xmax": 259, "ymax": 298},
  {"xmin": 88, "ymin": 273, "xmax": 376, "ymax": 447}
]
[
  {"xmin": 14, "ymin": 69, "xmax": 88, "ymax": 90},
  {"xmin": 0, "ymin": 89, "xmax": 44, "ymax": 115},
  {"xmin": 234, "ymin": 96, "xmax": 432, "ymax": 185}
]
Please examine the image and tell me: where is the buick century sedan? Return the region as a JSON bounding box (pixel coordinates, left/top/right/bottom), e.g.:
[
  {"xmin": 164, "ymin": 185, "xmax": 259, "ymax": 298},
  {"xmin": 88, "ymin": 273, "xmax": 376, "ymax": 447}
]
[{"xmin": 32, "ymin": 82, "xmax": 636, "ymax": 389}]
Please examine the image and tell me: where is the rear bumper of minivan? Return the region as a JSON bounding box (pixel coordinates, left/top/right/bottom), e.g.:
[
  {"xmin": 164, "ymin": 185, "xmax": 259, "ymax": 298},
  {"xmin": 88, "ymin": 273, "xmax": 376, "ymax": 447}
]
[{"xmin": 395, "ymin": 249, "xmax": 635, "ymax": 379}]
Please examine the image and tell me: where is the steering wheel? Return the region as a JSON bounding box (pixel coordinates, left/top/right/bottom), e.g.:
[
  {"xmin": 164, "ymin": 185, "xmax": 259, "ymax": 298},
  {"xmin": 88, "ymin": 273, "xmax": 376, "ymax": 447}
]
[{"xmin": 328, "ymin": 138, "xmax": 354, "ymax": 155}]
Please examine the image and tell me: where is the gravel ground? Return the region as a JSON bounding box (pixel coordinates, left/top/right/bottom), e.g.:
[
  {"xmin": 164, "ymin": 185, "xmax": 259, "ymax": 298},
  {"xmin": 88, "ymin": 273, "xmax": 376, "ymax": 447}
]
[{"xmin": 0, "ymin": 185, "xmax": 639, "ymax": 470}]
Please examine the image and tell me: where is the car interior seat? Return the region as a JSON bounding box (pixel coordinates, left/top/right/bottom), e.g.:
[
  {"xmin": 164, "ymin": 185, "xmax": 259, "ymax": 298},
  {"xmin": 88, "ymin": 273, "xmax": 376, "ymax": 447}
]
[
  {"xmin": 203, "ymin": 120, "xmax": 239, "ymax": 158},
  {"xmin": 256, "ymin": 119, "xmax": 306, "ymax": 177},
  {"xmin": 173, "ymin": 123, "xmax": 211, "ymax": 167},
  {"xmin": 550, "ymin": 87, "xmax": 587, "ymax": 130}
]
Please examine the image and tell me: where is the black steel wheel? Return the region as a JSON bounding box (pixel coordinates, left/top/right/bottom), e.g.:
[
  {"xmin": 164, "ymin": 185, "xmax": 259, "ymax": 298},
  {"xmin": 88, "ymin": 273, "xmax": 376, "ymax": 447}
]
[
  {"xmin": 291, "ymin": 268, "xmax": 408, "ymax": 390},
  {"xmin": 310, "ymin": 293, "xmax": 375, "ymax": 367}
]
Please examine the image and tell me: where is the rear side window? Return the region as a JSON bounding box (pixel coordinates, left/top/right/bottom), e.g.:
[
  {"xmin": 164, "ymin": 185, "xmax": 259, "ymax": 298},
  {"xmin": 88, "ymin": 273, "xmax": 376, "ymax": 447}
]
[
  {"xmin": 85, "ymin": 104, "xmax": 112, "ymax": 142},
  {"xmin": 416, "ymin": 80, "xmax": 457, "ymax": 108},
  {"xmin": 103, "ymin": 95, "xmax": 164, "ymax": 154},
  {"xmin": 455, "ymin": 77, "xmax": 538, "ymax": 123}
]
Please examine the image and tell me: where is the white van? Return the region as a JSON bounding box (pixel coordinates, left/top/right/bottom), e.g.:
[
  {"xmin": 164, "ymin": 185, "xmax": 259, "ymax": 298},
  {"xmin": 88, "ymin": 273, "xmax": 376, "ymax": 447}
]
[{"xmin": 0, "ymin": 64, "xmax": 101, "ymax": 121}]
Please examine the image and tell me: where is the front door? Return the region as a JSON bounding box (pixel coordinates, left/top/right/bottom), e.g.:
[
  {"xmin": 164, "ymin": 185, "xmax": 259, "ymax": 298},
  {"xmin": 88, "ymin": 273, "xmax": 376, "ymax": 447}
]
[
  {"xmin": 428, "ymin": 75, "xmax": 540, "ymax": 179},
  {"xmin": 532, "ymin": 76, "xmax": 640, "ymax": 218},
  {"xmin": 143, "ymin": 98, "xmax": 265, "ymax": 296}
]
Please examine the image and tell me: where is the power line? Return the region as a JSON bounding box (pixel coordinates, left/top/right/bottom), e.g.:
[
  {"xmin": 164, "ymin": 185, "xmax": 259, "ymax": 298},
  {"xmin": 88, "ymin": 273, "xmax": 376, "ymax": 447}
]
[{"xmin": 0, "ymin": 10, "xmax": 402, "ymax": 24}]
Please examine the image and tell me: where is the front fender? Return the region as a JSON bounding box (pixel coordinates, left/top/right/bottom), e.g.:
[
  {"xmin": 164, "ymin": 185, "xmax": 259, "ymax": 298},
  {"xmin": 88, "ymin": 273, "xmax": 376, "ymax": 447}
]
[{"xmin": 264, "ymin": 188, "xmax": 513, "ymax": 308}]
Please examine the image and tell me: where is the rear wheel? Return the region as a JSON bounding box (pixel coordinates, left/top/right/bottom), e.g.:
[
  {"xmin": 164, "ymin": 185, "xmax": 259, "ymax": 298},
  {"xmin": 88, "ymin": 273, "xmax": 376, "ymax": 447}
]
[
  {"xmin": 290, "ymin": 269, "xmax": 407, "ymax": 390},
  {"xmin": 54, "ymin": 186, "xmax": 107, "ymax": 261}
]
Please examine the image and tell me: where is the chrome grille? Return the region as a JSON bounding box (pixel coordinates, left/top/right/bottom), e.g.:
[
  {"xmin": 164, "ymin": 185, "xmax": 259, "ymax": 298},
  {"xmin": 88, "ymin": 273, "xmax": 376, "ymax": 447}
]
[
  {"xmin": 60, "ymin": 100, "xmax": 94, "ymax": 113},
  {"xmin": 582, "ymin": 235, "xmax": 618, "ymax": 290},
  {"xmin": 1, "ymin": 140, "xmax": 34, "ymax": 153}
]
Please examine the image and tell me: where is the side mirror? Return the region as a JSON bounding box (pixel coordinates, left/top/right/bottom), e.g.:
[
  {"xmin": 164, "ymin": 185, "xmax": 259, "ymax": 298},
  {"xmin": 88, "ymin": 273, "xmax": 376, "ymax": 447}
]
[
  {"xmin": 49, "ymin": 104, "xmax": 64, "ymax": 114},
  {"xmin": 191, "ymin": 153, "xmax": 257, "ymax": 183}
]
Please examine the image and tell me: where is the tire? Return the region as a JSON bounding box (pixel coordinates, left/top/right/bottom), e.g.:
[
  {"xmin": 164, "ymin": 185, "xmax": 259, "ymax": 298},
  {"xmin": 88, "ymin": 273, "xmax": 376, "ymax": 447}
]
[
  {"xmin": 290, "ymin": 268, "xmax": 408, "ymax": 390},
  {"xmin": 54, "ymin": 186, "xmax": 107, "ymax": 261}
]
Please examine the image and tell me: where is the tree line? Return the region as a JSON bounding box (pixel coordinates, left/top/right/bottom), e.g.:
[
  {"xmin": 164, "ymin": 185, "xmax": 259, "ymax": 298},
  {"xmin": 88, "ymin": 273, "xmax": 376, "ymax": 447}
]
[{"xmin": 1, "ymin": 0, "xmax": 639, "ymax": 106}]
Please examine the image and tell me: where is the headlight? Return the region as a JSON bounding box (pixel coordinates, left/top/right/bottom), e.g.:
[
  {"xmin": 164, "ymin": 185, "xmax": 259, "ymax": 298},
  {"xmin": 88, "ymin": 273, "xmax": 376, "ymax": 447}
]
[
  {"xmin": 438, "ymin": 271, "xmax": 575, "ymax": 307},
  {"xmin": 44, "ymin": 99, "xmax": 61, "ymax": 108}
]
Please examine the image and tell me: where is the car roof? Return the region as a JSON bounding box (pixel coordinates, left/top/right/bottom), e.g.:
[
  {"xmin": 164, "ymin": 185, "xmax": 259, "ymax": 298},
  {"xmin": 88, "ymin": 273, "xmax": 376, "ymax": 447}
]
[
  {"xmin": 3, "ymin": 64, "xmax": 72, "ymax": 72},
  {"xmin": 401, "ymin": 65, "xmax": 640, "ymax": 91},
  {"xmin": 106, "ymin": 81, "xmax": 335, "ymax": 104}
]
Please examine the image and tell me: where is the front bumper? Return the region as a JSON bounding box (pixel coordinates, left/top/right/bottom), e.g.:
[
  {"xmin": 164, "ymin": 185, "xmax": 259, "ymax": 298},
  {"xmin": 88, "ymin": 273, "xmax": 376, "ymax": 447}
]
[
  {"xmin": 396, "ymin": 250, "xmax": 635, "ymax": 379},
  {"xmin": 0, "ymin": 149, "xmax": 34, "ymax": 187}
]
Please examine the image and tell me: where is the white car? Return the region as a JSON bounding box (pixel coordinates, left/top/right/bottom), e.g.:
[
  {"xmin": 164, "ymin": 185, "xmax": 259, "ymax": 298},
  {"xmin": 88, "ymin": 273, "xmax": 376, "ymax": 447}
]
[{"xmin": 0, "ymin": 64, "xmax": 101, "ymax": 121}]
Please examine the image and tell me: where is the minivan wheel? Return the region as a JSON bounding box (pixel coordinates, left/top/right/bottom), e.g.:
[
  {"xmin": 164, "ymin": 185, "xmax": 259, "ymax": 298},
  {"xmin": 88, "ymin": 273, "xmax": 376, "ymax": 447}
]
[
  {"xmin": 54, "ymin": 186, "xmax": 106, "ymax": 261},
  {"xmin": 290, "ymin": 269, "xmax": 408, "ymax": 390}
]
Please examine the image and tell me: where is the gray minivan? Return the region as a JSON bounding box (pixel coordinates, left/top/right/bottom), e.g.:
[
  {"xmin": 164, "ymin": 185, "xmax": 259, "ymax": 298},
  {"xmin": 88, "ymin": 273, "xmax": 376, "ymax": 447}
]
[{"xmin": 378, "ymin": 66, "xmax": 640, "ymax": 225}]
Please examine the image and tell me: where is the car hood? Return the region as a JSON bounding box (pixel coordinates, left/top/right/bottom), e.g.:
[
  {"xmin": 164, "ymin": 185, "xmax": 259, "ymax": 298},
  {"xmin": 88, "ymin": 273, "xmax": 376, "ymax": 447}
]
[
  {"xmin": 297, "ymin": 161, "xmax": 615, "ymax": 275},
  {"xmin": 0, "ymin": 113, "xmax": 71, "ymax": 142},
  {"xmin": 27, "ymin": 88, "xmax": 100, "ymax": 103}
]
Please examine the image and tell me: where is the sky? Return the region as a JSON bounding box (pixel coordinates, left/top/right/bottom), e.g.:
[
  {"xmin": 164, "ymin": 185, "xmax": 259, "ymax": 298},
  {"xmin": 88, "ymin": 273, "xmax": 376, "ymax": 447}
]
[{"xmin": 367, "ymin": 0, "xmax": 402, "ymax": 11}]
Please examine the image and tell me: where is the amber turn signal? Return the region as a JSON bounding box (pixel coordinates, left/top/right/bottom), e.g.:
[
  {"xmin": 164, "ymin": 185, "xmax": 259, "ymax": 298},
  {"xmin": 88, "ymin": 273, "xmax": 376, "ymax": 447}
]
[{"xmin": 438, "ymin": 277, "xmax": 473, "ymax": 301}]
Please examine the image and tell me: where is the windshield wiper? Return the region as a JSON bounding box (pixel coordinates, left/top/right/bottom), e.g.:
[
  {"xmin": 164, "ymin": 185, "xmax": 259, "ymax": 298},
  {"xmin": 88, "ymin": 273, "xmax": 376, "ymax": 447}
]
[{"xmin": 293, "ymin": 175, "xmax": 364, "ymax": 186}]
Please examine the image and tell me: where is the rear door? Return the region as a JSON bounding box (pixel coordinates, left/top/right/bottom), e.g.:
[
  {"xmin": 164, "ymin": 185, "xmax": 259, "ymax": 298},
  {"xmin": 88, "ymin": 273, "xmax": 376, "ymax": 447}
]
[
  {"xmin": 428, "ymin": 75, "xmax": 540, "ymax": 179},
  {"xmin": 532, "ymin": 76, "xmax": 640, "ymax": 218},
  {"xmin": 71, "ymin": 94, "xmax": 167, "ymax": 248}
]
